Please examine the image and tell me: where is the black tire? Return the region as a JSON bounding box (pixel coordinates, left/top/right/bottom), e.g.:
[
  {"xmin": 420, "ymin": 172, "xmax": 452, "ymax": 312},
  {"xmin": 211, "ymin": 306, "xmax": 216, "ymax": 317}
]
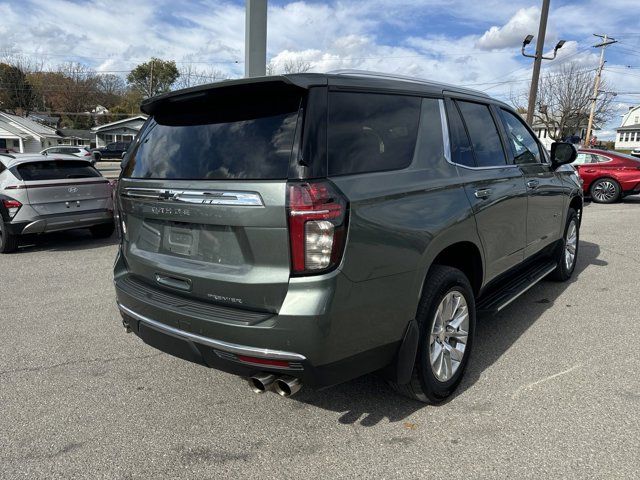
[
  {"xmin": 0, "ymin": 220, "xmax": 19, "ymax": 253},
  {"xmin": 93, "ymin": 152, "xmax": 102, "ymax": 163},
  {"xmin": 551, "ymin": 208, "xmax": 579, "ymax": 282},
  {"xmin": 391, "ymin": 265, "xmax": 476, "ymax": 403},
  {"xmin": 89, "ymin": 222, "xmax": 115, "ymax": 239},
  {"xmin": 590, "ymin": 178, "xmax": 621, "ymax": 203}
]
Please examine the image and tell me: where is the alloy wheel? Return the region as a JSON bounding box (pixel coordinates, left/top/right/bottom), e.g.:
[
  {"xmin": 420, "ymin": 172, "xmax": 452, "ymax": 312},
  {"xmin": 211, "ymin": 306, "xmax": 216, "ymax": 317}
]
[
  {"xmin": 565, "ymin": 219, "xmax": 577, "ymax": 271},
  {"xmin": 592, "ymin": 181, "xmax": 617, "ymax": 202},
  {"xmin": 429, "ymin": 290, "xmax": 469, "ymax": 382}
]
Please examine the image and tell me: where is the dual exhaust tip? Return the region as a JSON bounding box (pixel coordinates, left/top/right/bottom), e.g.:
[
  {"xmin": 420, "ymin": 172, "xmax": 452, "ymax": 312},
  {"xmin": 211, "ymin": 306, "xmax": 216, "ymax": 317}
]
[{"xmin": 249, "ymin": 373, "xmax": 302, "ymax": 397}]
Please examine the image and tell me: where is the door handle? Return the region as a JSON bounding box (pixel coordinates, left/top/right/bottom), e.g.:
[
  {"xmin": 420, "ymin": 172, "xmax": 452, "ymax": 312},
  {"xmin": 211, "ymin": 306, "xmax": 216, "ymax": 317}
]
[
  {"xmin": 585, "ymin": 169, "xmax": 596, "ymax": 173},
  {"xmin": 474, "ymin": 188, "xmax": 493, "ymax": 199},
  {"xmin": 526, "ymin": 180, "xmax": 539, "ymax": 189}
]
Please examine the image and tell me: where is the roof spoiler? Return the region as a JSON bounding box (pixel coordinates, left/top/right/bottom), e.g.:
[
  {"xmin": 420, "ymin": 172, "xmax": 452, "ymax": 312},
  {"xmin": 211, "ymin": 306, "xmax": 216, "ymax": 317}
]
[{"xmin": 140, "ymin": 74, "xmax": 326, "ymax": 116}]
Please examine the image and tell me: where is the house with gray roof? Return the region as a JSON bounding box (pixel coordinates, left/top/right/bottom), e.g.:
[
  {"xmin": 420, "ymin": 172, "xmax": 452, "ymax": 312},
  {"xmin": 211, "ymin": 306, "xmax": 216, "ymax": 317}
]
[
  {"xmin": 615, "ymin": 105, "xmax": 640, "ymax": 150},
  {"xmin": 57, "ymin": 129, "xmax": 93, "ymax": 148},
  {"xmin": 91, "ymin": 115, "xmax": 147, "ymax": 147},
  {"xmin": 0, "ymin": 111, "xmax": 61, "ymax": 153}
]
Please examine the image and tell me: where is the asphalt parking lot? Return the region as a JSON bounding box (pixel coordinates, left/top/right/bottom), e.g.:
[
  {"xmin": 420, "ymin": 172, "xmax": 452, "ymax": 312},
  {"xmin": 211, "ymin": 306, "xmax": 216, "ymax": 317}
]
[{"xmin": 1, "ymin": 198, "xmax": 639, "ymax": 479}]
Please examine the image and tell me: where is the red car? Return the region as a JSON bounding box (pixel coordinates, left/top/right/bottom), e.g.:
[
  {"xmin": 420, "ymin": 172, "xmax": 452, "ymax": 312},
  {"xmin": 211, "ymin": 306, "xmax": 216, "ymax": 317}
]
[{"xmin": 574, "ymin": 149, "xmax": 640, "ymax": 203}]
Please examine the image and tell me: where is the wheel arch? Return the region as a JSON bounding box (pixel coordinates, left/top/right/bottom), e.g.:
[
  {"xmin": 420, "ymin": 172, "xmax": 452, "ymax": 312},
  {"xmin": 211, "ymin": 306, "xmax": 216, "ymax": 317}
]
[
  {"xmin": 416, "ymin": 240, "xmax": 484, "ymax": 309},
  {"xmin": 569, "ymin": 195, "xmax": 583, "ymax": 224}
]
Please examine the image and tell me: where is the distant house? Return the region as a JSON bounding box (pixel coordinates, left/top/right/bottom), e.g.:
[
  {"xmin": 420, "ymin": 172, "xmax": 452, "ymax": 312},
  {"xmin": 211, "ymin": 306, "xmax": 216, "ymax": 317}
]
[
  {"xmin": 58, "ymin": 129, "xmax": 93, "ymax": 148},
  {"xmin": 0, "ymin": 111, "xmax": 61, "ymax": 153},
  {"xmin": 91, "ymin": 115, "xmax": 147, "ymax": 147},
  {"xmin": 532, "ymin": 122, "xmax": 596, "ymax": 150},
  {"xmin": 615, "ymin": 105, "xmax": 640, "ymax": 150}
]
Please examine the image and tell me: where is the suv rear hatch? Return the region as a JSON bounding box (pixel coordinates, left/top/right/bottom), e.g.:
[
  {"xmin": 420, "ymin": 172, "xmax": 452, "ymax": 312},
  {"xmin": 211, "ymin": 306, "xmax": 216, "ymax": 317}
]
[
  {"xmin": 13, "ymin": 159, "xmax": 111, "ymax": 215},
  {"xmin": 118, "ymin": 80, "xmax": 307, "ymax": 313}
]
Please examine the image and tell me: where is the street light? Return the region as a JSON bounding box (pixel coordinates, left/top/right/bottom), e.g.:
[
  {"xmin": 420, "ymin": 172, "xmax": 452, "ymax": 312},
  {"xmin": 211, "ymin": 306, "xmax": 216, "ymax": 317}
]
[{"xmin": 522, "ymin": 35, "xmax": 567, "ymax": 60}]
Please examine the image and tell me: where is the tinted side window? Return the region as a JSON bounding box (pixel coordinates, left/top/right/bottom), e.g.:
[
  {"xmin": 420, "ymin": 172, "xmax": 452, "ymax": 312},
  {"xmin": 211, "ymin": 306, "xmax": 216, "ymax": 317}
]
[
  {"xmin": 499, "ymin": 109, "xmax": 542, "ymax": 164},
  {"xmin": 456, "ymin": 101, "xmax": 506, "ymax": 167},
  {"xmin": 447, "ymin": 101, "xmax": 475, "ymax": 167},
  {"xmin": 416, "ymin": 98, "xmax": 446, "ymax": 167},
  {"xmin": 328, "ymin": 92, "xmax": 421, "ymax": 176}
]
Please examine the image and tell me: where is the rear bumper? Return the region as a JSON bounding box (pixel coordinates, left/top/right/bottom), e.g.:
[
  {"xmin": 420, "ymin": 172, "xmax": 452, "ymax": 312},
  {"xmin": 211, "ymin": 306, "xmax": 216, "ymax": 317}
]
[
  {"xmin": 8, "ymin": 209, "xmax": 113, "ymax": 235},
  {"xmin": 114, "ymin": 252, "xmax": 414, "ymax": 388},
  {"xmin": 117, "ymin": 300, "xmax": 400, "ymax": 389}
]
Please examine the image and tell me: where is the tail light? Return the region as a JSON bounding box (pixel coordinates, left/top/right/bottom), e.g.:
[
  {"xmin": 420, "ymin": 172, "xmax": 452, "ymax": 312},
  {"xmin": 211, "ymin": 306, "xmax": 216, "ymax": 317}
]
[
  {"xmin": 2, "ymin": 199, "xmax": 22, "ymax": 218},
  {"xmin": 287, "ymin": 181, "xmax": 348, "ymax": 275},
  {"xmin": 84, "ymin": 152, "xmax": 92, "ymax": 157}
]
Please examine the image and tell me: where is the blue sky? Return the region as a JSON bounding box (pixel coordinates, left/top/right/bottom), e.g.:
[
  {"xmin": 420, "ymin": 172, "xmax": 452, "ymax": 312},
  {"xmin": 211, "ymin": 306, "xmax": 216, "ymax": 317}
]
[{"xmin": 1, "ymin": 0, "xmax": 639, "ymax": 138}]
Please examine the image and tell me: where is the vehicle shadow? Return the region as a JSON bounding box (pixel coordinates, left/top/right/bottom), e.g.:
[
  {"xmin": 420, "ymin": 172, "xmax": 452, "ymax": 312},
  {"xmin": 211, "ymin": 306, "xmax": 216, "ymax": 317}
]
[
  {"xmin": 16, "ymin": 229, "xmax": 118, "ymax": 253},
  {"xmin": 290, "ymin": 240, "xmax": 605, "ymax": 426}
]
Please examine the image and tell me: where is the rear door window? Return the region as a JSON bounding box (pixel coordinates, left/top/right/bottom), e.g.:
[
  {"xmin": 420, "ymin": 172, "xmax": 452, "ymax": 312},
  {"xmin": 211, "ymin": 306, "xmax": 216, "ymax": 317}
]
[
  {"xmin": 327, "ymin": 92, "xmax": 421, "ymax": 176},
  {"xmin": 499, "ymin": 109, "xmax": 542, "ymax": 165},
  {"xmin": 447, "ymin": 101, "xmax": 475, "ymax": 168},
  {"xmin": 15, "ymin": 161, "xmax": 101, "ymax": 181},
  {"xmin": 456, "ymin": 101, "xmax": 507, "ymax": 167},
  {"xmin": 123, "ymin": 96, "xmax": 302, "ymax": 180}
]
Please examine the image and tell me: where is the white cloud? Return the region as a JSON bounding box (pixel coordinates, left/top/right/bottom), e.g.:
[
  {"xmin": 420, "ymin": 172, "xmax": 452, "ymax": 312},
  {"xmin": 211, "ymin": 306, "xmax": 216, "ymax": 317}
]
[{"xmin": 476, "ymin": 7, "xmax": 543, "ymax": 50}]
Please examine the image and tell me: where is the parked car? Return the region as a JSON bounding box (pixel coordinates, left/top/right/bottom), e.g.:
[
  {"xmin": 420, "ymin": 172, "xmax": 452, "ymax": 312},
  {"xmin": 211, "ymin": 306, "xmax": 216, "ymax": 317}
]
[
  {"xmin": 631, "ymin": 147, "xmax": 640, "ymax": 157},
  {"xmin": 91, "ymin": 142, "xmax": 130, "ymax": 161},
  {"xmin": 114, "ymin": 72, "xmax": 582, "ymax": 403},
  {"xmin": 0, "ymin": 154, "xmax": 115, "ymax": 253},
  {"xmin": 574, "ymin": 149, "xmax": 640, "ymax": 203},
  {"xmin": 41, "ymin": 146, "xmax": 93, "ymax": 158}
]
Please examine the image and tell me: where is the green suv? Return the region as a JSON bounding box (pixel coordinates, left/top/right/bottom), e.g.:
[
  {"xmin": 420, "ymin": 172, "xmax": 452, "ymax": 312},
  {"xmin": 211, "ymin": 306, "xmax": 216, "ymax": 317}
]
[{"xmin": 114, "ymin": 72, "xmax": 582, "ymax": 403}]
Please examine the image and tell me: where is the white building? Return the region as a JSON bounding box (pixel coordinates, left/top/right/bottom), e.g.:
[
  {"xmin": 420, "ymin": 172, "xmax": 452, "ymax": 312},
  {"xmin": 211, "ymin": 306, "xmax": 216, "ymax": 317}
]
[
  {"xmin": 0, "ymin": 111, "xmax": 61, "ymax": 152},
  {"xmin": 533, "ymin": 125, "xmax": 587, "ymax": 150},
  {"xmin": 615, "ymin": 105, "xmax": 640, "ymax": 150},
  {"xmin": 91, "ymin": 115, "xmax": 147, "ymax": 147}
]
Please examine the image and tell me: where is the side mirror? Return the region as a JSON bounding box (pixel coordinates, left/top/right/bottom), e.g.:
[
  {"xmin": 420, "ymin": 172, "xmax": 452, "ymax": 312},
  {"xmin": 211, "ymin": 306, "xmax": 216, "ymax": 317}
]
[{"xmin": 551, "ymin": 142, "xmax": 577, "ymax": 168}]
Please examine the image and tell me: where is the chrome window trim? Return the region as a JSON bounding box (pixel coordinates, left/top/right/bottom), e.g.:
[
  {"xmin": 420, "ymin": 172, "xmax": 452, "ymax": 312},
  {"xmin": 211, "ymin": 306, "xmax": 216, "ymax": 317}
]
[
  {"xmin": 118, "ymin": 303, "xmax": 307, "ymax": 361},
  {"xmin": 438, "ymin": 99, "xmax": 519, "ymax": 171},
  {"xmin": 438, "ymin": 99, "xmax": 452, "ymax": 164},
  {"xmin": 122, "ymin": 187, "xmax": 264, "ymax": 206}
]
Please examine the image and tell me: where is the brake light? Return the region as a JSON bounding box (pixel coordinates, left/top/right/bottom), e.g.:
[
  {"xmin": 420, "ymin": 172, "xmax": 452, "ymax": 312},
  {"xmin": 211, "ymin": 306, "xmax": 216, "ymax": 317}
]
[
  {"xmin": 287, "ymin": 181, "xmax": 348, "ymax": 275},
  {"xmin": 84, "ymin": 152, "xmax": 92, "ymax": 157},
  {"xmin": 2, "ymin": 199, "xmax": 22, "ymax": 218}
]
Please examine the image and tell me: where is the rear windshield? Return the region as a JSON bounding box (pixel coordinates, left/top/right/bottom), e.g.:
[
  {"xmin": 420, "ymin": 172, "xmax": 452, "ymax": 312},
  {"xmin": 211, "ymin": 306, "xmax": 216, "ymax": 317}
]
[
  {"xmin": 15, "ymin": 160, "xmax": 101, "ymax": 181},
  {"xmin": 123, "ymin": 93, "xmax": 302, "ymax": 180}
]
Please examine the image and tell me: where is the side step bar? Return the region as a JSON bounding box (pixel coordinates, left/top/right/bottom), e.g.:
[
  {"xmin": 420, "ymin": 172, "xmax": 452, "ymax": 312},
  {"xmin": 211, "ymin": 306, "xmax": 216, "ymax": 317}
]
[{"xmin": 477, "ymin": 260, "xmax": 557, "ymax": 314}]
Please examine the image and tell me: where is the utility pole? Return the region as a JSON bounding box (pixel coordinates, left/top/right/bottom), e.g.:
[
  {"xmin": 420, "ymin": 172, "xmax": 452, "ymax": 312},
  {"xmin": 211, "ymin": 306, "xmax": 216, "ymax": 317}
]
[
  {"xmin": 521, "ymin": 1, "xmax": 567, "ymax": 125},
  {"xmin": 584, "ymin": 34, "xmax": 617, "ymax": 147},
  {"xmin": 525, "ymin": 0, "xmax": 551, "ymax": 125},
  {"xmin": 245, "ymin": 0, "xmax": 267, "ymax": 77}
]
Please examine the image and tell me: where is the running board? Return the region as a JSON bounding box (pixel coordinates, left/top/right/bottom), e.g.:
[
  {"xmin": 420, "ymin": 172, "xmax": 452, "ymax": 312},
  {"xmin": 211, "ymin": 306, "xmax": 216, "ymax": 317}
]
[{"xmin": 477, "ymin": 260, "xmax": 557, "ymax": 314}]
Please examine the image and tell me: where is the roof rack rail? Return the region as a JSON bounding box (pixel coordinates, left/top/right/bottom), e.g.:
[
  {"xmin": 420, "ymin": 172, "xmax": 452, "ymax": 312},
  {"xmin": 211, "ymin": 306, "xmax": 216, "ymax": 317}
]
[{"xmin": 327, "ymin": 69, "xmax": 489, "ymax": 97}]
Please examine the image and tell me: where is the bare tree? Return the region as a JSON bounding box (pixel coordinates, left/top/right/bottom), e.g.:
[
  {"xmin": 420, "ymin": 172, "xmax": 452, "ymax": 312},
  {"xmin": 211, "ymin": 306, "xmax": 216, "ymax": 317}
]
[
  {"xmin": 266, "ymin": 58, "xmax": 312, "ymax": 75},
  {"xmin": 0, "ymin": 53, "xmax": 44, "ymax": 114},
  {"xmin": 282, "ymin": 59, "xmax": 312, "ymax": 74},
  {"xmin": 174, "ymin": 63, "xmax": 227, "ymax": 90},
  {"xmin": 513, "ymin": 62, "xmax": 616, "ymax": 141},
  {"xmin": 96, "ymin": 74, "xmax": 127, "ymax": 108}
]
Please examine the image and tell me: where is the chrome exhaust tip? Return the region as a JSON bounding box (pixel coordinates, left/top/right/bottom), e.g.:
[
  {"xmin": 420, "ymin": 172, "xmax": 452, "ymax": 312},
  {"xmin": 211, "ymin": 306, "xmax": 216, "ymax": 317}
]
[
  {"xmin": 273, "ymin": 376, "xmax": 302, "ymax": 397},
  {"xmin": 248, "ymin": 373, "xmax": 276, "ymax": 394}
]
